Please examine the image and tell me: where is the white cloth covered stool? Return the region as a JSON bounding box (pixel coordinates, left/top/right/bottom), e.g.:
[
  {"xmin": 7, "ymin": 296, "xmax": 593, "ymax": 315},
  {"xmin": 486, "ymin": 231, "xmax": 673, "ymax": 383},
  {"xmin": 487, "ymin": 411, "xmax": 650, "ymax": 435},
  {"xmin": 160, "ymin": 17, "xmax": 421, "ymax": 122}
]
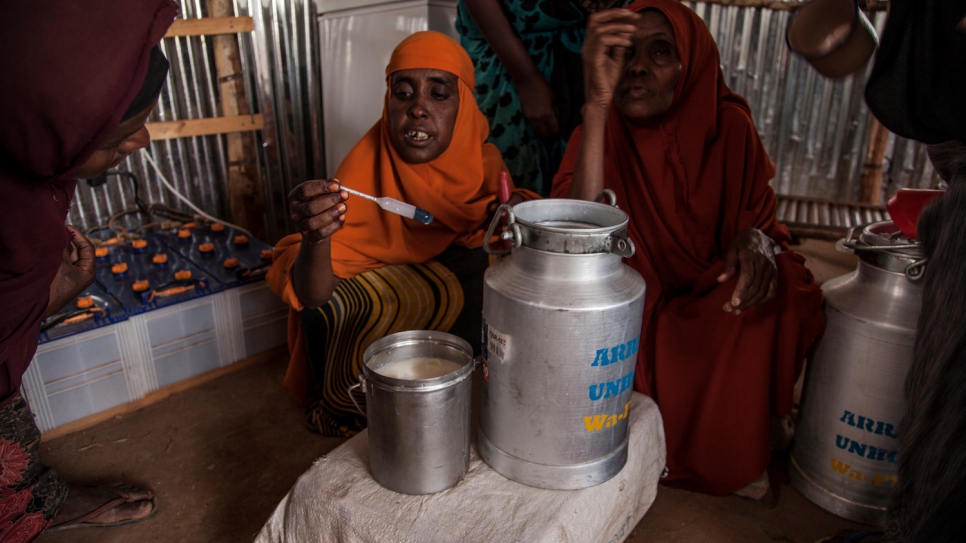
[{"xmin": 256, "ymin": 391, "xmax": 665, "ymax": 543}]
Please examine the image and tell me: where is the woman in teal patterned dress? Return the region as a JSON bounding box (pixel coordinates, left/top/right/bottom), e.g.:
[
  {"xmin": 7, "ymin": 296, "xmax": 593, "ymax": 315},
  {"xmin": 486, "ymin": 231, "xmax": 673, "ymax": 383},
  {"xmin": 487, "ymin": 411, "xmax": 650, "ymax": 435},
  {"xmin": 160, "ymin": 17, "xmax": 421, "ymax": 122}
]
[{"xmin": 457, "ymin": 0, "xmax": 629, "ymax": 196}]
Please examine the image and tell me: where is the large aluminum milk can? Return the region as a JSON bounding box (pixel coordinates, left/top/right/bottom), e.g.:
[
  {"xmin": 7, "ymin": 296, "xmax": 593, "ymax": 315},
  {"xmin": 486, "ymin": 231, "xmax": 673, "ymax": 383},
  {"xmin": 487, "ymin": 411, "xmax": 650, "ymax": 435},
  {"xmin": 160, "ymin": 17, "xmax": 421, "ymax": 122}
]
[
  {"xmin": 790, "ymin": 221, "xmax": 925, "ymax": 525},
  {"xmin": 349, "ymin": 331, "xmax": 474, "ymax": 495},
  {"xmin": 479, "ymin": 197, "xmax": 646, "ymax": 490}
]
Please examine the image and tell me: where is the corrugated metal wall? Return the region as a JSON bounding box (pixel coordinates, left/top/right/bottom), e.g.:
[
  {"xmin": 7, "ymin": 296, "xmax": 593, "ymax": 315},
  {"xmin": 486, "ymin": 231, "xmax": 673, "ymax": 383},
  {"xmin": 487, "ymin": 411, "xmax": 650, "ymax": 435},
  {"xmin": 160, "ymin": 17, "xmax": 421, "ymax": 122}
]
[
  {"xmin": 69, "ymin": 0, "xmax": 321, "ymax": 243},
  {"xmin": 68, "ymin": 0, "xmax": 943, "ymax": 243}
]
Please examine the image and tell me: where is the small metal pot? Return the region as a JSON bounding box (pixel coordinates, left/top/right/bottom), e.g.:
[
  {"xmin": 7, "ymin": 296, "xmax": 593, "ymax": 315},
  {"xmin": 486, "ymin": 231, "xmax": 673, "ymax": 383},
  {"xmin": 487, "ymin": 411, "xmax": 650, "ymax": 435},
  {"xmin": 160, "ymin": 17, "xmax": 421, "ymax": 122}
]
[
  {"xmin": 786, "ymin": 0, "xmax": 879, "ymax": 79},
  {"xmin": 348, "ymin": 330, "xmax": 474, "ymax": 495}
]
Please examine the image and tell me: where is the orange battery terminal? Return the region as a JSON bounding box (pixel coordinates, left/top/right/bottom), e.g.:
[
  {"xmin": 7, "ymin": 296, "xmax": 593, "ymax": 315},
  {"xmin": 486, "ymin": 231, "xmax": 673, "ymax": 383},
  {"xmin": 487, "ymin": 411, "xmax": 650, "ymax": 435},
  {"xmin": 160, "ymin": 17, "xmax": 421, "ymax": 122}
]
[
  {"xmin": 132, "ymin": 280, "xmax": 150, "ymax": 292},
  {"xmin": 152, "ymin": 253, "xmax": 169, "ymax": 264},
  {"xmin": 210, "ymin": 223, "xmax": 226, "ymax": 232},
  {"xmin": 223, "ymin": 257, "xmax": 239, "ymax": 269},
  {"xmin": 260, "ymin": 249, "xmax": 274, "ymax": 260},
  {"xmin": 111, "ymin": 262, "xmax": 128, "ymax": 274},
  {"xmin": 149, "ymin": 284, "xmax": 195, "ymax": 302},
  {"xmin": 174, "ymin": 270, "xmax": 192, "ymax": 280},
  {"xmin": 183, "ymin": 222, "xmax": 197, "ymax": 229},
  {"xmin": 95, "ymin": 247, "xmax": 109, "ymax": 258},
  {"xmin": 199, "ymin": 242, "xmax": 215, "ymax": 253},
  {"xmin": 131, "ymin": 239, "xmax": 148, "ymax": 250},
  {"xmin": 76, "ymin": 296, "xmax": 94, "ymax": 309},
  {"xmin": 63, "ymin": 313, "xmax": 95, "ymax": 325},
  {"xmin": 233, "ymin": 235, "xmax": 249, "ymax": 245},
  {"xmin": 105, "ymin": 237, "xmax": 119, "ymax": 245},
  {"xmin": 177, "ymin": 229, "xmax": 191, "ymax": 239}
]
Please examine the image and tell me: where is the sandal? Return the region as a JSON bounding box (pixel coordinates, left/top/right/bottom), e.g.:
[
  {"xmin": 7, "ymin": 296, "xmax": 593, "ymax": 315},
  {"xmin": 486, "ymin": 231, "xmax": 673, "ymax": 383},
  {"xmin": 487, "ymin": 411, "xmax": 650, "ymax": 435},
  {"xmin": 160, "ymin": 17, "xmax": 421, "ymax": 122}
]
[{"xmin": 47, "ymin": 483, "xmax": 158, "ymax": 533}]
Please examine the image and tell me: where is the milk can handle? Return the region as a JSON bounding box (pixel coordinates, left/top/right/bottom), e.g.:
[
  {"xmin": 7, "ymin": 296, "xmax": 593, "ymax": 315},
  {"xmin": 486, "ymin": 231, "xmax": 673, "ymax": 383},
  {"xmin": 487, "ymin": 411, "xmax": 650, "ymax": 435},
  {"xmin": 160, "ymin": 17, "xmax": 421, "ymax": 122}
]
[
  {"xmin": 595, "ymin": 189, "xmax": 618, "ymax": 207},
  {"xmin": 484, "ymin": 204, "xmax": 521, "ymax": 256},
  {"xmin": 841, "ymin": 225, "xmax": 927, "ymax": 282},
  {"xmin": 594, "ymin": 190, "xmax": 634, "ymax": 257},
  {"xmin": 347, "ymin": 376, "xmax": 367, "ymax": 416},
  {"xmin": 608, "ymin": 234, "xmax": 635, "ymax": 258},
  {"xmin": 841, "ymin": 224, "xmax": 921, "ymax": 252}
]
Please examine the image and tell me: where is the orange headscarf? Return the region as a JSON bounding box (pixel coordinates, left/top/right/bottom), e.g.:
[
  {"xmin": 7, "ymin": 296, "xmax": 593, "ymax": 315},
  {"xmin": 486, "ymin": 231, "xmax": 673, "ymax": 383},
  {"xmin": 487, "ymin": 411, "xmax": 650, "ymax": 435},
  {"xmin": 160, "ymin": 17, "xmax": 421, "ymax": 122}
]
[
  {"xmin": 330, "ymin": 30, "xmax": 516, "ymax": 279},
  {"xmin": 268, "ymin": 31, "xmax": 537, "ymax": 402}
]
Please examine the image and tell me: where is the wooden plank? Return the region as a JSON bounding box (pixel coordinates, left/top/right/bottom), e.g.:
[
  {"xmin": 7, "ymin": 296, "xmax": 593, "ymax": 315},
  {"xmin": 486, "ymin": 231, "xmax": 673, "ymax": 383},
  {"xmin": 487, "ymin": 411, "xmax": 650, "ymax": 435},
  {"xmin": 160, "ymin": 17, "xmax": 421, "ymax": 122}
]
[
  {"xmin": 40, "ymin": 346, "xmax": 288, "ymax": 441},
  {"xmin": 145, "ymin": 114, "xmax": 264, "ymax": 140},
  {"xmin": 786, "ymin": 224, "xmax": 849, "ymax": 242},
  {"xmin": 859, "ymin": 116, "xmax": 891, "ymax": 204},
  {"xmin": 209, "ymin": 0, "xmax": 268, "ymax": 240},
  {"xmin": 164, "ymin": 16, "xmax": 254, "ymax": 37}
]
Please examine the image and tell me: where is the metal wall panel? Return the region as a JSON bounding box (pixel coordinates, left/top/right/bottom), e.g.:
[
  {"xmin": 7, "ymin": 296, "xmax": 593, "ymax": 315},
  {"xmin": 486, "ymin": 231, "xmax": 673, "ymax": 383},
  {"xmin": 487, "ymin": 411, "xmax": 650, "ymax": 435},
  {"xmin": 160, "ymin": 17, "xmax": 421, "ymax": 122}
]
[
  {"xmin": 69, "ymin": 0, "xmax": 322, "ymax": 243},
  {"xmin": 67, "ymin": 1, "xmax": 942, "ymax": 243}
]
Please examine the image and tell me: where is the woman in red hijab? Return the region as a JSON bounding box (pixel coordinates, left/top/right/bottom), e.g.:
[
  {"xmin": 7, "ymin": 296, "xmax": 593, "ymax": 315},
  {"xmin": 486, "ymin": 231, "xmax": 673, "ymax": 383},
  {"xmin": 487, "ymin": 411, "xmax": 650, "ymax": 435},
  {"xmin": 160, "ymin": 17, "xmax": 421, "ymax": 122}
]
[
  {"xmin": 552, "ymin": 0, "xmax": 825, "ymax": 496},
  {"xmin": 268, "ymin": 31, "xmax": 538, "ymax": 436},
  {"xmin": 0, "ymin": 0, "xmax": 176, "ymax": 536}
]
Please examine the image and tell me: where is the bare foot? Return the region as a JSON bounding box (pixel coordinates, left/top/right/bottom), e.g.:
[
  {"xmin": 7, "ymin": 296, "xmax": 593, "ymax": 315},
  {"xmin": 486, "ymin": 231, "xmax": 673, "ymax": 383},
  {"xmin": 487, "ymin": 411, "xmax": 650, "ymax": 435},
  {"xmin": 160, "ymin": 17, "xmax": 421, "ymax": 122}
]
[{"xmin": 49, "ymin": 484, "xmax": 156, "ymax": 531}]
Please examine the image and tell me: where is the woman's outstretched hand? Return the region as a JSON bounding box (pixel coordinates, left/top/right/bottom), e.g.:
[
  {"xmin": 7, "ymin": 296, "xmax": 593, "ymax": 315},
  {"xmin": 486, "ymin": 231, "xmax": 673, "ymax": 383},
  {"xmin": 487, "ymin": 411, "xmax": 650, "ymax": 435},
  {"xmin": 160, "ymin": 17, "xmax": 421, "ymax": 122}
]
[
  {"xmin": 582, "ymin": 9, "xmax": 640, "ymax": 112},
  {"xmin": 717, "ymin": 228, "xmax": 779, "ymax": 314},
  {"xmin": 289, "ymin": 179, "xmax": 346, "ymax": 307},
  {"xmin": 288, "ymin": 179, "xmax": 348, "ymax": 244}
]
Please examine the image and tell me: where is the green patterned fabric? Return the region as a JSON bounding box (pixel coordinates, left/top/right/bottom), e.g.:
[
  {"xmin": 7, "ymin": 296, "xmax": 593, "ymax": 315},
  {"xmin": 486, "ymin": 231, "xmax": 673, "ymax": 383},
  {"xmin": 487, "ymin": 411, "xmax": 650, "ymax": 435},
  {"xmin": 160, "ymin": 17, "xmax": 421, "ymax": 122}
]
[{"xmin": 456, "ymin": 0, "xmax": 629, "ymax": 196}]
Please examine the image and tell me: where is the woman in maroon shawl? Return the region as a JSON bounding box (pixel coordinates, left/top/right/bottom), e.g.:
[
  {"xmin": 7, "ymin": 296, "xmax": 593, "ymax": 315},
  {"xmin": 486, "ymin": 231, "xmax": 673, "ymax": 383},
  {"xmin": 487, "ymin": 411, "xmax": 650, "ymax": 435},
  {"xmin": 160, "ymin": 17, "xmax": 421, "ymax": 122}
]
[
  {"xmin": 552, "ymin": 0, "xmax": 825, "ymax": 496},
  {"xmin": 0, "ymin": 0, "xmax": 177, "ymax": 536}
]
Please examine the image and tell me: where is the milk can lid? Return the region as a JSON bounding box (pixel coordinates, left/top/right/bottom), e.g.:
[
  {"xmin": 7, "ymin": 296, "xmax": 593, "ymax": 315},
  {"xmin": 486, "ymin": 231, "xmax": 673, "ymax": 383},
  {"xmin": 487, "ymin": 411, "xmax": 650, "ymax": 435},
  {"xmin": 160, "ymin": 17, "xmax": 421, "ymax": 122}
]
[
  {"xmin": 502, "ymin": 199, "xmax": 635, "ymax": 257},
  {"xmin": 850, "ymin": 220, "xmax": 926, "ymax": 278}
]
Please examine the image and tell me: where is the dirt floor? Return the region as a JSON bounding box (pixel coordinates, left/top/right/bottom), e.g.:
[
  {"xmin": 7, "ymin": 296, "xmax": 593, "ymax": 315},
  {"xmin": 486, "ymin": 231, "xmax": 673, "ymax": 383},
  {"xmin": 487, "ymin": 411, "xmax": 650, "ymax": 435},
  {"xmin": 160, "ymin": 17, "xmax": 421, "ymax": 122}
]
[{"xmin": 38, "ymin": 239, "xmax": 875, "ymax": 543}]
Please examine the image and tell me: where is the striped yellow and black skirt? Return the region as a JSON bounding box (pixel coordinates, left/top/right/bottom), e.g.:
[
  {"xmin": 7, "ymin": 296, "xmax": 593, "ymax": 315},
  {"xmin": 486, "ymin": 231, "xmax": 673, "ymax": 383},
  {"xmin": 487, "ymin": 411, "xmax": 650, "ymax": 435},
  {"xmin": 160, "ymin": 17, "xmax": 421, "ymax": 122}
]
[{"xmin": 299, "ymin": 245, "xmax": 486, "ymax": 437}]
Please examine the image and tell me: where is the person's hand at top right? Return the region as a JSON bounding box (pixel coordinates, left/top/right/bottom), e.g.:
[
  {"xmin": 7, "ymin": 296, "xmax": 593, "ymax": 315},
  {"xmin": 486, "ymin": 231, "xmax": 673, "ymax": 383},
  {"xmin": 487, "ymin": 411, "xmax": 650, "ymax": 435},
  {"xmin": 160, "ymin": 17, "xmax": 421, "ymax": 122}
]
[
  {"xmin": 288, "ymin": 179, "xmax": 348, "ymax": 244},
  {"xmin": 582, "ymin": 9, "xmax": 641, "ymax": 113}
]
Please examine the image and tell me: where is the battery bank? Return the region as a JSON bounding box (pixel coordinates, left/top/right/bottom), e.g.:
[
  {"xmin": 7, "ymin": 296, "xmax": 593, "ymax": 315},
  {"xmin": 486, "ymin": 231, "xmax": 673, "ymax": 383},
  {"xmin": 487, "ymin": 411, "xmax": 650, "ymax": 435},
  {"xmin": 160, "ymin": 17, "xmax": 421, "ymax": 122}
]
[
  {"xmin": 160, "ymin": 223, "xmax": 274, "ymax": 289},
  {"xmin": 94, "ymin": 235, "xmax": 218, "ymax": 315},
  {"xmin": 38, "ymin": 282, "xmax": 127, "ymax": 344},
  {"xmin": 25, "ymin": 227, "xmax": 287, "ymax": 434}
]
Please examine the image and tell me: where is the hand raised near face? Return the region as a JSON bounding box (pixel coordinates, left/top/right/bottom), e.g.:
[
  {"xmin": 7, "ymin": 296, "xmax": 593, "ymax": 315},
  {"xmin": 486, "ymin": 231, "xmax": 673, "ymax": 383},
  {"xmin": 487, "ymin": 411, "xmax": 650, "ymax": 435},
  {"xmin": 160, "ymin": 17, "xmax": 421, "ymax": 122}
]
[
  {"xmin": 717, "ymin": 228, "xmax": 779, "ymax": 315},
  {"xmin": 288, "ymin": 179, "xmax": 348, "ymax": 244},
  {"xmin": 583, "ymin": 9, "xmax": 641, "ymax": 112}
]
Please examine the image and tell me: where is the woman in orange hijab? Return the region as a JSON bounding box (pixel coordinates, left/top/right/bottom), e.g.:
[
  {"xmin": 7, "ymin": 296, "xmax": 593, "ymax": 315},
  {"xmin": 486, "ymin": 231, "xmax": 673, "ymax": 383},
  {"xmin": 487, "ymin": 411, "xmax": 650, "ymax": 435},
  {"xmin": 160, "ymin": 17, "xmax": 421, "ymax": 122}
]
[
  {"xmin": 552, "ymin": 0, "xmax": 825, "ymax": 496},
  {"xmin": 268, "ymin": 31, "xmax": 537, "ymax": 436}
]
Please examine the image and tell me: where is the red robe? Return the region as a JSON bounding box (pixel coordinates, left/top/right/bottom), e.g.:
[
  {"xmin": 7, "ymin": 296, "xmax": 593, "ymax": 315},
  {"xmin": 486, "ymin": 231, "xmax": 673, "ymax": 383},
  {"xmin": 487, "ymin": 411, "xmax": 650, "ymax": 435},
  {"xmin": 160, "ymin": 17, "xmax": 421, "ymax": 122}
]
[
  {"xmin": 0, "ymin": 0, "xmax": 178, "ymax": 407},
  {"xmin": 552, "ymin": 0, "xmax": 825, "ymax": 495}
]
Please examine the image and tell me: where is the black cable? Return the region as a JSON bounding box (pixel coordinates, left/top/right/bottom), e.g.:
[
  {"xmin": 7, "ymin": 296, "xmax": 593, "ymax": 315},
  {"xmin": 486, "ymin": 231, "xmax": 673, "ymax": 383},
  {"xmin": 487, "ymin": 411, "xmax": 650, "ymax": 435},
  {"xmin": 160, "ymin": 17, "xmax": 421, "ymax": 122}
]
[
  {"xmin": 40, "ymin": 307, "xmax": 105, "ymax": 332},
  {"xmin": 86, "ymin": 170, "xmax": 150, "ymax": 217},
  {"xmin": 239, "ymin": 261, "xmax": 271, "ymax": 280},
  {"xmin": 115, "ymin": 171, "xmax": 150, "ymax": 216}
]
